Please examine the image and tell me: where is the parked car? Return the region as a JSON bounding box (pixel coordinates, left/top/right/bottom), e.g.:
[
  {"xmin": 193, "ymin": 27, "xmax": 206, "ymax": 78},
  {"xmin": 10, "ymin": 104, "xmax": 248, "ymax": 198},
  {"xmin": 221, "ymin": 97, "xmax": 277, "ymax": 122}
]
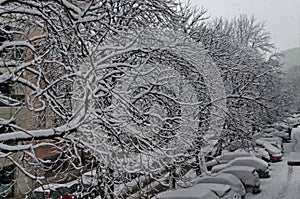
[
  {"xmin": 189, "ymin": 183, "xmax": 241, "ymax": 199},
  {"xmin": 211, "ymin": 157, "xmax": 270, "ymax": 178},
  {"xmin": 256, "ymin": 137, "xmax": 283, "ymax": 152},
  {"xmin": 256, "ymin": 141, "xmax": 283, "ymax": 162},
  {"xmin": 206, "ymin": 152, "xmax": 252, "ymax": 170},
  {"xmin": 26, "ymin": 184, "xmax": 74, "ymax": 199},
  {"xmin": 285, "ymin": 116, "xmax": 300, "ymax": 128},
  {"xmin": 156, "ymin": 187, "xmax": 220, "ymax": 199},
  {"xmin": 218, "ymin": 166, "xmax": 261, "ymax": 194},
  {"xmin": 262, "ymin": 127, "xmax": 276, "ymax": 133},
  {"xmin": 235, "ymin": 148, "xmax": 270, "ymax": 162},
  {"xmin": 254, "ymin": 147, "xmax": 271, "ymax": 162},
  {"xmin": 157, "ymin": 183, "xmax": 241, "ymax": 199},
  {"xmin": 273, "ymin": 122, "xmax": 289, "ymax": 132},
  {"xmin": 269, "ymin": 130, "xmax": 290, "ymax": 142},
  {"xmin": 253, "ymin": 132, "xmax": 275, "ymax": 139},
  {"xmin": 192, "ymin": 173, "xmax": 246, "ymax": 199}
]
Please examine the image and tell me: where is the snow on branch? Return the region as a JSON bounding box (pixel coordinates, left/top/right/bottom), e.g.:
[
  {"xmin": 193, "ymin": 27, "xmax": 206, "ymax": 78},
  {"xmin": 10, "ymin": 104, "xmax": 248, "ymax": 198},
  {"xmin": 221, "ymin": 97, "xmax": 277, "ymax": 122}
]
[{"xmin": 0, "ymin": 124, "xmax": 76, "ymax": 142}]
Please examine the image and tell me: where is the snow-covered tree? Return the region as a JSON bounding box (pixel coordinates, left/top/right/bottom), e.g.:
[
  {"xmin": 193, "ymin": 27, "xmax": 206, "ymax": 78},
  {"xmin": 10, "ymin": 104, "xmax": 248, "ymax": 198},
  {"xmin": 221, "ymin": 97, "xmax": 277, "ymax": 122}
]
[
  {"xmin": 181, "ymin": 12, "xmax": 288, "ymax": 149},
  {"xmin": 0, "ymin": 0, "xmax": 226, "ymax": 198}
]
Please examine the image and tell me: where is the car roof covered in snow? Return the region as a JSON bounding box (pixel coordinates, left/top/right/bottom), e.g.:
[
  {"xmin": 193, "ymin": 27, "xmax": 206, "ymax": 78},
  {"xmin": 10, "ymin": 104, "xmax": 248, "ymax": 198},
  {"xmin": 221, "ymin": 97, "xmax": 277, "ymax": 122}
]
[
  {"xmin": 193, "ymin": 173, "xmax": 246, "ymax": 195},
  {"xmin": 258, "ymin": 137, "xmax": 283, "ymax": 143},
  {"xmin": 189, "ymin": 183, "xmax": 231, "ymax": 197},
  {"xmin": 211, "ymin": 164, "xmax": 228, "ymax": 173},
  {"xmin": 221, "ymin": 151, "xmax": 251, "ymax": 156},
  {"xmin": 33, "ymin": 183, "xmax": 65, "ymax": 192},
  {"xmin": 261, "ymin": 142, "xmax": 282, "ymax": 154},
  {"xmin": 214, "ymin": 151, "xmax": 252, "ymax": 162},
  {"xmin": 219, "ymin": 165, "xmax": 256, "ymax": 173},
  {"xmin": 219, "ymin": 151, "xmax": 252, "ymax": 158},
  {"xmin": 156, "ymin": 187, "xmax": 220, "ymax": 199},
  {"xmin": 196, "ymin": 173, "xmax": 241, "ymax": 184},
  {"xmin": 229, "ymin": 156, "xmax": 268, "ymax": 166}
]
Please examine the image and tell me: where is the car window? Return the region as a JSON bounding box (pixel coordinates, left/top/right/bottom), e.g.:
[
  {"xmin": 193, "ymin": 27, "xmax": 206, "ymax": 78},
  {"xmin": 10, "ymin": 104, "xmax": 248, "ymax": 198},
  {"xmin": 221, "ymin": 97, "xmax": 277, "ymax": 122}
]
[
  {"xmin": 50, "ymin": 187, "xmax": 72, "ymax": 199},
  {"xmin": 58, "ymin": 187, "xmax": 71, "ymax": 195},
  {"xmin": 27, "ymin": 191, "xmax": 47, "ymax": 199},
  {"xmin": 50, "ymin": 190, "xmax": 61, "ymax": 199}
]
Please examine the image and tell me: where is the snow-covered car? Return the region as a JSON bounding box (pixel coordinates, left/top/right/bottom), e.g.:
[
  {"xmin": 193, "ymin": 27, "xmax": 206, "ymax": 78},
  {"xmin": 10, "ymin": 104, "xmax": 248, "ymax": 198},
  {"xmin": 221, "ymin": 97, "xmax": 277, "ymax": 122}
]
[
  {"xmin": 256, "ymin": 137, "xmax": 283, "ymax": 152},
  {"xmin": 253, "ymin": 132, "xmax": 277, "ymax": 139},
  {"xmin": 192, "ymin": 173, "xmax": 246, "ymax": 199},
  {"xmin": 26, "ymin": 184, "xmax": 74, "ymax": 199},
  {"xmin": 156, "ymin": 187, "xmax": 220, "ymax": 199},
  {"xmin": 262, "ymin": 127, "xmax": 277, "ymax": 133},
  {"xmin": 190, "ymin": 183, "xmax": 241, "ymax": 199},
  {"xmin": 269, "ymin": 130, "xmax": 290, "ymax": 142},
  {"xmin": 285, "ymin": 116, "xmax": 300, "ymax": 127},
  {"xmin": 206, "ymin": 152, "xmax": 252, "ymax": 170},
  {"xmin": 256, "ymin": 141, "xmax": 283, "ymax": 162},
  {"xmin": 211, "ymin": 157, "xmax": 270, "ymax": 178},
  {"xmin": 235, "ymin": 148, "xmax": 270, "ymax": 162},
  {"xmin": 157, "ymin": 183, "xmax": 241, "ymax": 199},
  {"xmin": 254, "ymin": 147, "xmax": 271, "ymax": 162},
  {"xmin": 218, "ymin": 166, "xmax": 261, "ymax": 194},
  {"xmin": 272, "ymin": 122, "xmax": 289, "ymax": 132}
]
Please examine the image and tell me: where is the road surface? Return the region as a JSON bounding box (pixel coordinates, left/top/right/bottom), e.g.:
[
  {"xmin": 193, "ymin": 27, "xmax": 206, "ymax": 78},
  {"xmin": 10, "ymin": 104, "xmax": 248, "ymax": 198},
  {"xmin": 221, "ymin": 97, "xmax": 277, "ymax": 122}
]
[{"xmin": 247, "ymin": 126, "xmax": 300, "ymax": 199}]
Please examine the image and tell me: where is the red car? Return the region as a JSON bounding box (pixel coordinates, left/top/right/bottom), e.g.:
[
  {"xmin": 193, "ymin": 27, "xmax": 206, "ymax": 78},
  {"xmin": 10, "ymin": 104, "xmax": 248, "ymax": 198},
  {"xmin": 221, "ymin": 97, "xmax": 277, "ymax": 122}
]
[{"xmin": 256, "ymin": 140, "xmax": 283, "ymax": 162}]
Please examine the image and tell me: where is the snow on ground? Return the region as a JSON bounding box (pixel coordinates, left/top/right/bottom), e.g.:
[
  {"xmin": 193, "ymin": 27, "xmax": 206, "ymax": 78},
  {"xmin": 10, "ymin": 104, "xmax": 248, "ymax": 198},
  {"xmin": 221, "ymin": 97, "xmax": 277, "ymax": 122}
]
[
  {"xmin": 94, "ymin": 127, "xmax": 300, "ymax": 199},
  {"xmin": 247, "ymin": 126, "xmax": 300, "ymax": 199}
]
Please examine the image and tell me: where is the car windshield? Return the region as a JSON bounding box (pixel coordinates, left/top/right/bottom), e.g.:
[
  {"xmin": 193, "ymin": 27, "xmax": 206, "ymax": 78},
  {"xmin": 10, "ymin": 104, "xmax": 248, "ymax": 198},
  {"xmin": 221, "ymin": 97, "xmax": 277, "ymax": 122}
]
[
  {"xmin": 50, "ymin": 187, "xmax": 71, "ymax": 199},
  {"xmin": 27, "ymin": 191, "xmax": 47, "ymax": 199}
]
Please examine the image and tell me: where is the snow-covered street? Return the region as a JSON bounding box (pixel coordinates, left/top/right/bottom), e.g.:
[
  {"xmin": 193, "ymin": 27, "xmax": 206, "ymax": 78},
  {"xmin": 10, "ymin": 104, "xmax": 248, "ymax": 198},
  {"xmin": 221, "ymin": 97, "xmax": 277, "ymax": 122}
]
[{"xmin": 247, "ymin": 126, "xmax": 300, "ymax": 199}]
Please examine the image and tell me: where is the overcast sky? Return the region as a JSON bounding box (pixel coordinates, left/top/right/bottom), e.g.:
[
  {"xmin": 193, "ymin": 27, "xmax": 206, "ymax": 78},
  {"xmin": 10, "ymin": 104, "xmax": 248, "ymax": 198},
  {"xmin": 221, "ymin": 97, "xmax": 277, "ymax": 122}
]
[{"xmin": 185, "ymin": 0, "xmax": 300, "ymax": 51}]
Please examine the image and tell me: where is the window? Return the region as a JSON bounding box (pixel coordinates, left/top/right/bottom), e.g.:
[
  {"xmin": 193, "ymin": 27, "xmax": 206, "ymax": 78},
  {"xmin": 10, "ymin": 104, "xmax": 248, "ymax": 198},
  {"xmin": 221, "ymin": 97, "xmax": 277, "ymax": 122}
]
[
  {"xmin": 0, "ymin": 165, "xmax": 14, "ymax": 198},
  {"xmin": 0, "ymin": 73, "xmax": 24, "ymax": 107},
  {"xmin": 0, "ymin": 73, "xmax": 12, "ymax": 97}
]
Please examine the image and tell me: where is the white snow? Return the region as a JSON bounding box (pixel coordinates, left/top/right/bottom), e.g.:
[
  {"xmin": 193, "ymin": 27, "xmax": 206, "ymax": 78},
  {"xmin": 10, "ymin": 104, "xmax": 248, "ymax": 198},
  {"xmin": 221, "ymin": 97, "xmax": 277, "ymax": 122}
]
[
  {"xmin": 247, "ymin": 126, "xmax": 300, "ymax": 199},
  {"xmin": 156, "ymin": 185, "xmax": 220, "ymax": 199},
  {"xmin": 192, "ymin": 173, "xmax": 246, "ymax": 197}
]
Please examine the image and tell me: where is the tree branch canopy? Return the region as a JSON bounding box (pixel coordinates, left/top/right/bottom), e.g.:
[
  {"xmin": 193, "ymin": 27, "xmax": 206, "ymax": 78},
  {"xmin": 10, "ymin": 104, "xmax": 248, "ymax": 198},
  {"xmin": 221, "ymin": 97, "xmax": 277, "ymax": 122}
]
[{"xmin": 0, "ymin": 1, "xmax": 289, "ymax": 198}]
